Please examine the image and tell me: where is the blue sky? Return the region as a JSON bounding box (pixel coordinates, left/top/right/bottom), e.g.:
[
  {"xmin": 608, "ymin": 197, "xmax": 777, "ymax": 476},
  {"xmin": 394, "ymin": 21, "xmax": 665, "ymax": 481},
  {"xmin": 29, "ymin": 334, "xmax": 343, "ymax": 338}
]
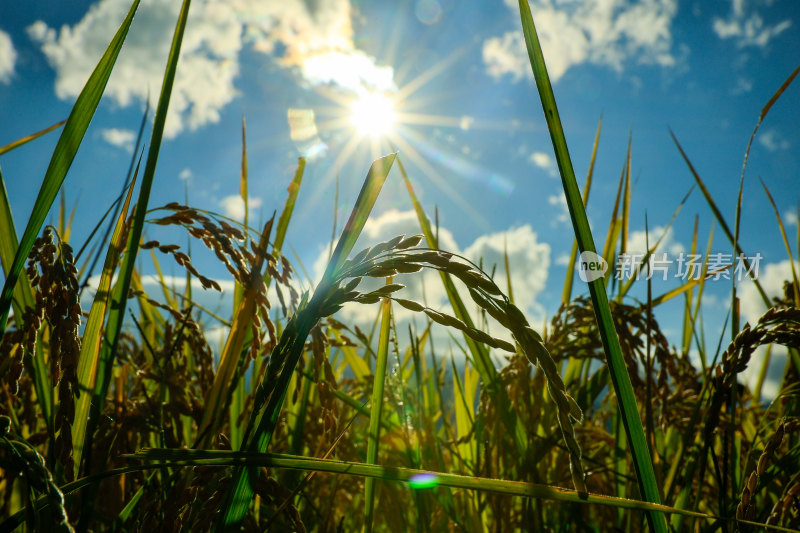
[{"xmin": 1, "ymin": 0, "xmax": 798, "ymax": 390}]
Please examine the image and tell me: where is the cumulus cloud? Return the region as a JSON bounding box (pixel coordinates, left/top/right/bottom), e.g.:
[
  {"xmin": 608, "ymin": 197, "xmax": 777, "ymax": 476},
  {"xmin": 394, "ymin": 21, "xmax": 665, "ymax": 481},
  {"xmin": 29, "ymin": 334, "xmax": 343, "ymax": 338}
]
[
  {"xmin": 483, "ymin": 0, "xmax": 678, "ymax": 83},
  {"xmin": 28, "ymin": 0, "xmax": 395, "ymax": 138},
  {"xmin": 713, "ymin": 0, "xmax": 791, "ymax": 48},
  {"xmin": 100, "ymin": 128, "xmax": 136, "ymax": 152},
  {"xmin": 739, "ymin": 259, "xmax": 798, "ymax": 325},
  {"xmin": 464, "ymin": 225, "xmax": 550, "ymax": 322},
  {"xmin": 0, "ymin": 29, "xmax": 15, "ymax": 84},
  {"xmin": 786, "ymin": 210, "xmax": 798, "ymax": 227},
  {"xmin": 28, "ymin": 0, "xmax": 241, "ymax": 138},
  {"xmin": 219, "ymin": 194, "xmax": 263, "ymax": 220},
  {"xmin": 758, "ymin": 128, "xmax": 789, "ymax": 152},
  {"xmin": 737, "ymin": 258, "xmax": 798, "ymax": 399}
]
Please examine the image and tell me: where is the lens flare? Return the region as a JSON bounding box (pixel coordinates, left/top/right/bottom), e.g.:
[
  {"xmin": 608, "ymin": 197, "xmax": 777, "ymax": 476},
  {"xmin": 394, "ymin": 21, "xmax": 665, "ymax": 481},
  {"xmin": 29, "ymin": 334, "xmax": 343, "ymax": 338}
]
[{"xmin": 408, "ymin": 473, "xmax": 439, "ymax": 489}]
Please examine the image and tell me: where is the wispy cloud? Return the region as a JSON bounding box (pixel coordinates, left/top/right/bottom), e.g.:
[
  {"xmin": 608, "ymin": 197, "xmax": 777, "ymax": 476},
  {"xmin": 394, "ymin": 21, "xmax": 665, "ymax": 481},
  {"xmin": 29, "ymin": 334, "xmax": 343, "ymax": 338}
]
[
  {"xmin": 483, "ymin": 0, "xmax": 678, "ymax": 83},
  {"xmin": 626, "ymin": 225, "xmax": 685, "ymax": 255},
  {"xmin": 548, "ymin": 194, "xmax": 569, "ymax": 225},
  {"xmin": 100, "ymin": 128, "xmax": 135, "ymax": 152},
  {"xmin": 713, "ymin": 0, "xmax": 791, "ymax": 48},
  {"xmin": 0, "ymin": 29, "xmax": 16, "ymax": 84},
  {"xmin": 758, "ymin": 128, "xmax": 789, "ymax": 152}
]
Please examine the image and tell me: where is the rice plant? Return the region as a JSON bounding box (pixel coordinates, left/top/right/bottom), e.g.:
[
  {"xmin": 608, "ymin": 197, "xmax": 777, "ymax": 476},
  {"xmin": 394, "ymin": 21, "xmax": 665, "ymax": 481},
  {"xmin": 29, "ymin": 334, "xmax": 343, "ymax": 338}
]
[{"xmin": 1, "ymin": 1, "xmax": 799, "ymax": 532}]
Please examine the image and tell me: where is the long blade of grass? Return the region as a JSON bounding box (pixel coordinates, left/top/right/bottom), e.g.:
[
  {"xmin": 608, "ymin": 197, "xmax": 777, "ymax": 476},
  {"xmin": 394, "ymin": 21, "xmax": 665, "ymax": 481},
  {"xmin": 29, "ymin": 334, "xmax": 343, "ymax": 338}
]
[
  {"xmin": 6, "ymin": 452, "xmax": 739, "ymax": 533},
  {"xmin": 621, "ymin": 131, "xmax": 632, "ymax": 256},
  {"xmin": 0, "ymin": 0, "xmax": 141, "ymax": 334},
  {"xmin": 215, "ymin": 153, "xmax": 396, "ymax": 531},
  {"xmin": 323, "ymin": 154, "xmax": 397, "ymax": 281},
  {"xmin": 127, "ymin": 449, "xmax": 718, "ymax": 520},
  {"xmin": 562, "ymin": 116, "xmax": 601, "ymax": 304},
  {"xmin": 273, "ymin": 158, "xmax": 306, "ymax": 257},
  {"xmin": 240, "ymin": 115, "xmax": 249, "ymax": 233},
  {"xmin": 70, "ymin": 158, "xmax": 138, "ymax": 478},
  {"xmin": 0, "ymin": 169, "xmax": 35, "ymax": 325},
  {"xmin": 364, "ymin": 287, "xmax": 392, "ymax": 532},
  {"xmin": 516, "ymin": 2, "xmax": 666, "ymax": 530},
  {"xmin": 0, "ymin": 119, "xmax": 66, "ymax": 156}
]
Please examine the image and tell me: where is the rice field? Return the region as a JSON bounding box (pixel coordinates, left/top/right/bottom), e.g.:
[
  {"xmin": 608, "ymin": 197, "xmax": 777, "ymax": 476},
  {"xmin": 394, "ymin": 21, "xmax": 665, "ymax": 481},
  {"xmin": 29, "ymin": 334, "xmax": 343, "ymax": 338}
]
[{"xmin": 1, "ymin": 1, "xmax": 799, "ymax": 531}]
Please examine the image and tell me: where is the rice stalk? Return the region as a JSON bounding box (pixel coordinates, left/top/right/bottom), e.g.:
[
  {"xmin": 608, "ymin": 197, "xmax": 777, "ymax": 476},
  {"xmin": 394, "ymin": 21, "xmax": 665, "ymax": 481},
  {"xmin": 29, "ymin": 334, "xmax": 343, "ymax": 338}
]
[
  {"xmin": 515, "ymin": 1, "xmax": 666, "ymax": 530},
  {"xmin": 214, "ymin": 153, "xmax": 396, "ymax": 531},
  {"xmin": 364, "ymin": 282, "xmax": 393, "ymax": 532}
]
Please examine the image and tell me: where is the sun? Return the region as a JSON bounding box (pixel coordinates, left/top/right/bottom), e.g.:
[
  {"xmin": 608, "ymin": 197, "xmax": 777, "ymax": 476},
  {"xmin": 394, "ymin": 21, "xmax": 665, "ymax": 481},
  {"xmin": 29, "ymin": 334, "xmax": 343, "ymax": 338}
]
[{"xmin": 348, "ymin": 91, "xmax": 397, "ymax": 138}]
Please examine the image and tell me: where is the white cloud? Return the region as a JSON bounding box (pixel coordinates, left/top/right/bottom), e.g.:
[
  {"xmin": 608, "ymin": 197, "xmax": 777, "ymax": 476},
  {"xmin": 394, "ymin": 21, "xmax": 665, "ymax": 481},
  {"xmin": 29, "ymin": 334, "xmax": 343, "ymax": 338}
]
[
  {"xmin": 740, "ymin": 344, "xmax": 786, "ymax": 401},
  {"xmin": 758, "ymin": 128, "xmax": 789, "ymax": 151},
  {"xmin": 244, "ymin": 0, "xmax": 395, "ymax": 94},
  {"xmin": 28, "ymin": 0, "xmax": 395, "ymax": 138},
  {"xmin": 464, "ymin": 225, "xmax": 550, "ymax": 323},
  {"xmin": 179, "ymin": 168, "xmax": 193, "ymax": 180},
  {"xmin": 712, "ymin": 1, "xmax": 791, "ymax": 48},
  {"xmin": 530, "ymin": 151, "xmax": 557, "ymax": 177},
  {"xmin": 28, "ymin": 0, "xmax": 242, "ymax": 138},
  {"xmin": 0, "ymin": 29, "xmax": 16, "ymax": 84},
  {"xmin": 737, "ymin": 258, "xmax": 799, "ymax": 400},
  {"xmin": 739, "ymin": 259, "xmax": 798, "ymax": 325},
  {"xmin": 100, "ymin": 127, "xmax": 135, "ymax": 152},
  {"xmin": 483, "ymin": 0, "xmax": 678, "ymax": 83},
  {"xmin": 625, "ymin": 225, "xmax": 685, "ymax": 255},
  {"xmin": 785, "ymin": 210, "xmax": 798, "ymax": 227},
  {"xmin": 219, "ymin": 194, "xmax": 263, "ymax": 220}
]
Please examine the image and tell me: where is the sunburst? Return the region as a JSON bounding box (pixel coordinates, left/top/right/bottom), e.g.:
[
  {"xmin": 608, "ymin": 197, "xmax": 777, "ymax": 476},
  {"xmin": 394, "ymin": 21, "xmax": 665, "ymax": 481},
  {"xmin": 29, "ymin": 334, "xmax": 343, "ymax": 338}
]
[{"xmin": 292, "ymin": 43, "xmax": 528, "ymax": 228}]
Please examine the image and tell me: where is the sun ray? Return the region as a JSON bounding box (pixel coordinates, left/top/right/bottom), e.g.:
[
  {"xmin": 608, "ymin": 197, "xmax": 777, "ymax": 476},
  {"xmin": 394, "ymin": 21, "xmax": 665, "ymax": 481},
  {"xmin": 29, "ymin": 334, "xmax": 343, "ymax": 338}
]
[
  {"xmin": 395, "ymin": 43, "xmax": 470, "ymax": 102},
  {"xmin": 388, "ymin": 130, "xmax": 490, "ymax": 231},
  {"xmin": 304, "ymin": 133, "xmax": 364, "ymax": 219}
]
